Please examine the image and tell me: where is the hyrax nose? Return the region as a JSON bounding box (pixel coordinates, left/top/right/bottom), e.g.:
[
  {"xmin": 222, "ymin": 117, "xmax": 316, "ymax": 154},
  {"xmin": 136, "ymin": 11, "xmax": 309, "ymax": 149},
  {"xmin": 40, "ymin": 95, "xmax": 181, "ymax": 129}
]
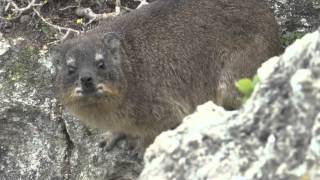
[
  {"xmin": 80, "ymin": 75, "xmax": 93, "ymax": 84},
  {"xmin": 79, "ymin": 72, "xmax": 96, "ymax": 92}
]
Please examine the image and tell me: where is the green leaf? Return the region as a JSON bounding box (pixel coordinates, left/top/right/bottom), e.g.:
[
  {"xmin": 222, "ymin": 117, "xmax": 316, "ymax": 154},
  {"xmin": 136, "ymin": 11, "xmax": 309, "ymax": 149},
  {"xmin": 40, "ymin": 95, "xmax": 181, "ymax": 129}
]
[{"xmin": 235, "ymin": 78, "xmax": 254, "ymax": 96}]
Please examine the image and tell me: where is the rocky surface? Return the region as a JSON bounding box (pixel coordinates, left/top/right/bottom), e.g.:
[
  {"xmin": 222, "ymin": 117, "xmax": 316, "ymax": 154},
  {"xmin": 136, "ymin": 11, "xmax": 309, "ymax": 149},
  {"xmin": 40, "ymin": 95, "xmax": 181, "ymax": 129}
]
[
  {"xmin": 0, "ymin": 35, "xmax": 142, "ymax": 180},
  {"xmin": 264, "ymin": 0, "xmax": 320, "ymax": 33},
  {"xmin": 139, "ymin": 29, "xmax": 320, "ymax": 180}
]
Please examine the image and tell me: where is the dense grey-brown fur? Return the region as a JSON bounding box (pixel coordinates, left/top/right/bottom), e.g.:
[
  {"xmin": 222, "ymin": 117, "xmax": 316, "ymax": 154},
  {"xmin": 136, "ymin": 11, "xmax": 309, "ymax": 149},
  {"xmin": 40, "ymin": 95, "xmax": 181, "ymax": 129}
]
[{"xmin": 54, "ymin": 0, "xmax": 280, "ymax": 146}]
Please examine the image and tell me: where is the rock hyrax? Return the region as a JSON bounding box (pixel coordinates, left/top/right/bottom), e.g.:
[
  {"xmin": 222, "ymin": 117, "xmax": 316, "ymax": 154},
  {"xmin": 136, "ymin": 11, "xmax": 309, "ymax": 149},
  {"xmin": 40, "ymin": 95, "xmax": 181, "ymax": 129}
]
[{"xmin": 53, "ymin": 0, "xmax": 280, "ymax": 146}]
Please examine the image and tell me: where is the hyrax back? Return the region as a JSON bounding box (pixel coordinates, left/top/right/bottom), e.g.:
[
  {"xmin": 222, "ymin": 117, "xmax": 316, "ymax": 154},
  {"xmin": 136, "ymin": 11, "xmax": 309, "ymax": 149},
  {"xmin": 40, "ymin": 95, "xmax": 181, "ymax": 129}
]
[{"xmin": 54, "ymin": 0, "xmax": 280, "ymax": 146}]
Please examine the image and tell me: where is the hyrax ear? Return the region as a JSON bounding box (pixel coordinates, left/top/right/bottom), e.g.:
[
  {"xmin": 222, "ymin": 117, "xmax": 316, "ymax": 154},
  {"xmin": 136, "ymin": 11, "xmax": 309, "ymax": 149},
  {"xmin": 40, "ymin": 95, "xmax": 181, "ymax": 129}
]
[{"xmin": 103, "ymin": 32, "xmax": 121, "ymax": 53}]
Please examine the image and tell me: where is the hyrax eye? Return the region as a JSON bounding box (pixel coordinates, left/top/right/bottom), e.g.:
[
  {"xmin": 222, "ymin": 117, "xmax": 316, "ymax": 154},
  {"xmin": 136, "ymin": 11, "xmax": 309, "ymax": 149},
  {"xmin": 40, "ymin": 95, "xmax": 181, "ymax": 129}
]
[
  {"xmin": 67, "ymin": 66, "xmax": 76, "ymax": 75},
  {"xmin": 97, "ymin": 61, "xmax": 105, "ymax": 69}
]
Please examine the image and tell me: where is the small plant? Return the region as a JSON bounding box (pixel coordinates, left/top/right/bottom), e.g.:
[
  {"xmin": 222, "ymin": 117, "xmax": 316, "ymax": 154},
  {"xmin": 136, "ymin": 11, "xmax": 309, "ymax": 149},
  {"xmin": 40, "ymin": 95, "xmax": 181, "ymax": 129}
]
[
  {"xmin": 40, "ymin": 23, "xmax": 50, "ymax": 34},
  {"xmin": 281, "ymin": 31, "xmax": 305, "ymax": 47},
  {"xmin": 235, "ymin": 75, "xmax": 260, "ymax": 102},
  {"xmin": 75, "ymin": 18, "xmax": 84, "ymax": 25}
]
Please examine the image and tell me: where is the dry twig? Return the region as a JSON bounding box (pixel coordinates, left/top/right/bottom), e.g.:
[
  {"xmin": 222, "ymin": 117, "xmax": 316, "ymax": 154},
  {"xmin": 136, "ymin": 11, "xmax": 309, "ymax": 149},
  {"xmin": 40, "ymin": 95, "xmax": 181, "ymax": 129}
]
[
  {"xmin": 75, "ymin": 0, "xmax": 121, "ymax": 25},
  {"xmin": 1, "ymin": 0, "xmax": 81, "ymax": 44},
  {"xmin": 59, "ymin": 5, "xmax": 78, "ymax": 11},
  {"xmin": 75, "ymin": 7, "xmax": 119, "ymax": 25},
  {"xmin": 33, "ymin": 8, "xmax": 80, "ymax": 34},
  {"xmin": 3, "ymin": 0, "xmax": 44, "ymax": 20},
  {"xmin": 135, "ymin": 0, "xmax": 149, "ymax": 9},
  {"xmin": 32, "ymin": 8, "xmax": 80, "ymax": 44},
  {"xmin": 1, "ymin": 0, "xmax": 130, "ymax": 44}
]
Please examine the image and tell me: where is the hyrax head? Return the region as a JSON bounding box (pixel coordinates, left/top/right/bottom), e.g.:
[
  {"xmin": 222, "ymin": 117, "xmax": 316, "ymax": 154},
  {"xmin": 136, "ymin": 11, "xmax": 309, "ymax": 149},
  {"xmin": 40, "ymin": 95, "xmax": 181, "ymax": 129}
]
[{"xmin": 52, "ymin": 32, "xmax": 126, "ymax": 112}]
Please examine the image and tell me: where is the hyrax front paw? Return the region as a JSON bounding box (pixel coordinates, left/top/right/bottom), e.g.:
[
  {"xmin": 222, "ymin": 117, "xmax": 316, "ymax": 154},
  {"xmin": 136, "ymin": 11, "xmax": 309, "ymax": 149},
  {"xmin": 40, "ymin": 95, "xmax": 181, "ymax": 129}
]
[{"xmin": 99, "ymin": 132, "xmax": 127, "ymax": 151}]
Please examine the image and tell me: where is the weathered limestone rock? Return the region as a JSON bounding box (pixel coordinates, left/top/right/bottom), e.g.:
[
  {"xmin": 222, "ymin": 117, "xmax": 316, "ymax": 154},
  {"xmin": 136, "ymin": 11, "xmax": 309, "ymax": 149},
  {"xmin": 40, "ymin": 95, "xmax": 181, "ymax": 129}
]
[{"xmin": 139, "ymin": 29, "xmax": 320, "ymax": 180}]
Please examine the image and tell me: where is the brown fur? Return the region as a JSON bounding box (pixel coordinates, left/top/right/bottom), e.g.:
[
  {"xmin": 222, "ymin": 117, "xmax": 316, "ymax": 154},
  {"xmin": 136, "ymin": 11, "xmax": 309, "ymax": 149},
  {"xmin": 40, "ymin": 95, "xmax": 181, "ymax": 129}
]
[{"xmin": 54, "ymin": 0, "xmax": 280, "ymax": 146}]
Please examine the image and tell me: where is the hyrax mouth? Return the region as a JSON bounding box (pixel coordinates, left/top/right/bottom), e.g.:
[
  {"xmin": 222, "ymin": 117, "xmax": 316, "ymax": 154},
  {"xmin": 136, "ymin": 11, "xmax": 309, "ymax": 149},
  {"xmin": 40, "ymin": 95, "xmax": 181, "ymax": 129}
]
[
  {"xmin": 73, "ymin": 83, "xmax": 119, "ymax": 98},
  {"xmin": 63, "ymin": 82, "xmax": 122, "ymax": 109},
  {"xmin": 73, "ymin": 86, "xmax": 95, "ymax": 96}
]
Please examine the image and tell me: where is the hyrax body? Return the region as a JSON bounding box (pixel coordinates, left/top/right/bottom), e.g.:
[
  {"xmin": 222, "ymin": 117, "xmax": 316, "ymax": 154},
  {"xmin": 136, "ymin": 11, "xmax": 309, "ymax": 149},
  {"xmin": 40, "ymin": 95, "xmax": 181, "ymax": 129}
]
[{"xmin": 54, "ymin": 0, "xmax": 280, "ymax": 146}]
